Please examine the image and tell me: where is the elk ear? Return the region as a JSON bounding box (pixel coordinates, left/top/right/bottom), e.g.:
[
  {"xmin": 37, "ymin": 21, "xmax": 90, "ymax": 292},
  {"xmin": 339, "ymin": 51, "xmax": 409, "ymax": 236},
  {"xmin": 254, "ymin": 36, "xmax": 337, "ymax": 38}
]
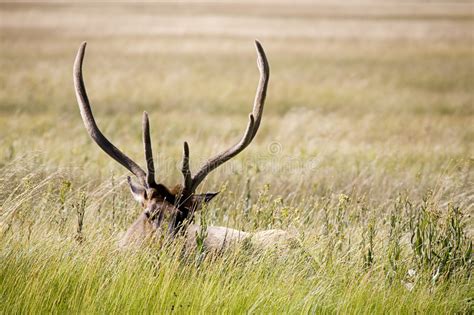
[
  {"xmin": 192, "ymin": 192, "xmax": 219, "ymax": 207},
  {"xmin": 127, "ymin": 176, "xmax": 147, "ymax": 203}
]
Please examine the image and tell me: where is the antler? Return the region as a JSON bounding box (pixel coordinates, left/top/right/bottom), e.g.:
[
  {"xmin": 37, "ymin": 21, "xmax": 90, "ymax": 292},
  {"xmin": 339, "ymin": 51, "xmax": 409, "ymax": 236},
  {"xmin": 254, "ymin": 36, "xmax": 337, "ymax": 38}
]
[
  {"xmin": 142, "ymin": 112, "xmax": 157, "ymax": 187},
  {"xmin": 74, "ymin": 40, "xmax": 268, "ymax": 193},
  {"xmin": 181, "ymin": 40, "xmax": 270, "ymax": 195},
  {"xmin": 74, "ymin": 42, "xmax": 155, "ymax": 187}
]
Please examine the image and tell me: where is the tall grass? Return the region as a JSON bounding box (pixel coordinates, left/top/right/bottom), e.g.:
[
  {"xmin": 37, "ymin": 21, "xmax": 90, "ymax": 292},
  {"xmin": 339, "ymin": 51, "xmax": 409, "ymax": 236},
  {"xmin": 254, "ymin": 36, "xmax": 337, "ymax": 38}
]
[
  {"xmin": 1, "ymin": 1, "xmax": 473, "ymax": 313},
  {"xmin": 0, "ymin": 162, "xmax": 471, "ymax": 313}
]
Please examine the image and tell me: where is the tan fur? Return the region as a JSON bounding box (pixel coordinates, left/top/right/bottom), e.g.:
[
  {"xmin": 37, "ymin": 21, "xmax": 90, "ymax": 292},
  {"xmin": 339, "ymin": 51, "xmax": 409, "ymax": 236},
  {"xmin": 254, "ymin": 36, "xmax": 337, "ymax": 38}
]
[
  {"xmin": 118, "ymin": 213, "xmax": 156, "ymax": 247},
  {"xmin": 185, "ymin": 224, "xmax": 250, "ymax": 251},
  {"xmin": 119, "ymin": 214, "xmax": 293, "ymax": 251}
]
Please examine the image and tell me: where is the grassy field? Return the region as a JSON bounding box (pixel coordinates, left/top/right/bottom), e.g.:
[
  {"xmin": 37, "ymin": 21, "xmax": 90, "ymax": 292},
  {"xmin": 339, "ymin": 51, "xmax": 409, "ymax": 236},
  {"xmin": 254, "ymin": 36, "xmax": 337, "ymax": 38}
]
[{"xmin": 0, "ymin": 1, "xmax": 473, "ymax": 313}]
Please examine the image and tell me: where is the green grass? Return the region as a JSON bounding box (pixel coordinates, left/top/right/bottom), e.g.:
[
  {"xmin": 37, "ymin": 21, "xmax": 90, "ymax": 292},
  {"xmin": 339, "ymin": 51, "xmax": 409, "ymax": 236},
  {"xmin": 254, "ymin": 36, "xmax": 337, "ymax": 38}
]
[{"xmin": 0, "ymin": 2, "xmax": 473, "ymax": 314}]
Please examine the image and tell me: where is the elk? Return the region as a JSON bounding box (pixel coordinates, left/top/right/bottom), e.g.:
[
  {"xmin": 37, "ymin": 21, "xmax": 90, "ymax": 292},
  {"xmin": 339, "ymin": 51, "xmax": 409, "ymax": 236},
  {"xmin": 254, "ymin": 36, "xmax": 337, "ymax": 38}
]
[{"xmin": 73, "ymin": 41, "xmax": 290, "ymax": 251}]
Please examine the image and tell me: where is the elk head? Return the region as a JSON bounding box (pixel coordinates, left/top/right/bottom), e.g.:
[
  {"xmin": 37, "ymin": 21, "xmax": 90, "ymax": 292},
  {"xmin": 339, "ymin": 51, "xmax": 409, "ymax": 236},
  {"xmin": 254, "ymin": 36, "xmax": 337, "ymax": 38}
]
[{"xmin": 73, "ymin": 41, "xmax": 269, "ymax": 237}]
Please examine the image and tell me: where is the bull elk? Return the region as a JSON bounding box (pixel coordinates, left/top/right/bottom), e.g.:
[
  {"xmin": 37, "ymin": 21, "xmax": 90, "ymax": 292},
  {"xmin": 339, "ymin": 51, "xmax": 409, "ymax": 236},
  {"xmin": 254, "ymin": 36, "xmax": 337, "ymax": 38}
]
[{"xmin": 73, "ymin": 41, "xmax": 290, "ymax": 251}]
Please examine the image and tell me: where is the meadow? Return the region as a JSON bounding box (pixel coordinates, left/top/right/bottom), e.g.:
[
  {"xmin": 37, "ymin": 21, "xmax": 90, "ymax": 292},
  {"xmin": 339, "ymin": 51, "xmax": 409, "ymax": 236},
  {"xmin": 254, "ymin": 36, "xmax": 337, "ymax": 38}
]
[{"xmin": 0, "ymin": 1, "xmax": 472, "ymax": 313}]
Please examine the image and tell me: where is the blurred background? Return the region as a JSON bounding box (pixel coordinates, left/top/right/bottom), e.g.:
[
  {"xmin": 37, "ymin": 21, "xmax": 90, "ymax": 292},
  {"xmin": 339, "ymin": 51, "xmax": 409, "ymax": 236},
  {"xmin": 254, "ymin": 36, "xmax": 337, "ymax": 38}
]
[{"xmin": 0, "ymin": 1, "xmax": 472, "ymax": 208}]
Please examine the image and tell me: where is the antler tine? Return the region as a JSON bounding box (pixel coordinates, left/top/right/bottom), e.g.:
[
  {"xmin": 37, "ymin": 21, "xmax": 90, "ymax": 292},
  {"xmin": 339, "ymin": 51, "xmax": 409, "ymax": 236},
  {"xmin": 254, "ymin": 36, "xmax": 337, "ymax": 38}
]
[
  {"xmin": 73, "ymin": 42, "xmax": 147, "ymax": 185},
  {"xmin": 182, "ymin": 40, "xmax": 270, "ymax": 193},
  {"xmin": 142, "ymin": 112, "xmax": 156, "ymax": 187},
  {"xmin": 250, "ymin": 40, "xmax": 269, "ymax": 141},
  {"xmin": 181, "ymin": 141, "xmax": 192, "ymax": 193}
]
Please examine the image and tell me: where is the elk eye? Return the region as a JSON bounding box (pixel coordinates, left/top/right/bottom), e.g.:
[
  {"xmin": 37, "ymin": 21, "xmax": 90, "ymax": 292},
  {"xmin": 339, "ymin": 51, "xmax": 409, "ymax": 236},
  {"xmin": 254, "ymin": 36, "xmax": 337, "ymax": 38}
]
[{"xmin": 144, "ymin": 211, "xmax": 151, "ymax": 219}]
